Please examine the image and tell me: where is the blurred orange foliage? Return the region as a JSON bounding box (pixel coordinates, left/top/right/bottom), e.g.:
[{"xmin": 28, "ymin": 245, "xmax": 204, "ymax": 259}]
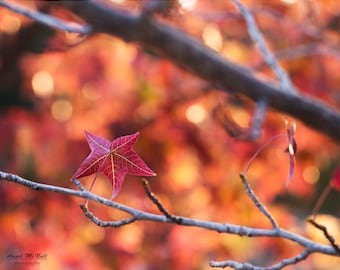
[{"xmin": 0, "ymin": 0, "xmax": 339, "ymax": 269}]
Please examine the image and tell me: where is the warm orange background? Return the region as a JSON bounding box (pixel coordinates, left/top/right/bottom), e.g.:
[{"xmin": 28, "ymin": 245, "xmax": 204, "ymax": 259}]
[{"xmin": 0, "ymin": 1, "xmax": 339, "ymax": 269}]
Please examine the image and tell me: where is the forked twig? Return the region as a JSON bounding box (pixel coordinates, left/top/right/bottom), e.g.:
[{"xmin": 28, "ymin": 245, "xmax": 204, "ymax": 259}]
[
  {"xmin": 72, "ymin": 178, "xmax": 86, "ymax": 191},
  {"xmin": 142, "ymin": 178, "xmax": 183, "ymax": 224},
  {"xmin": 211, "ymin": 249, "xmax": 310, "ymax": 270},
  {"xmin": 308, "ymin": 218, "xmax": 340, "ymax": 254},
  {"xmin": 0, "ymin": 171, "xmax": 339, "ymax": 270},
  {"xmin": 232, "ymin": 0, "xmax": 296, "ymax": 94},
  {"xmin": 240, "ymin": 173, "xmax": 279, "ymax": 229},
  {"xmin": 6, "ymin": 0, "xmax": 340, "ymax": 143},
  {"xmin": 79, "ymin": 204, "xmax": 136, "ymax": 228}
]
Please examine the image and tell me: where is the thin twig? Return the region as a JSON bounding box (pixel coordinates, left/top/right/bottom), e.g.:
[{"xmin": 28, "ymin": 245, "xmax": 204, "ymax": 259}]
[
  {"xmin": 240, "ymin": 173, "xmax": 279, "ymax": 229},
  {"xmin": 308, "ymin": 218, "xmax": 340, "ymax": 254},
  {"xmin": 142, "ymin": 178, "xmax": 183, "ymax": 224},
  {"xmin": 210, "ymin": 249, "xmax": 310, "ymax": 270},
  {"xmin": 79, "ymin": 204, "xmax": 136, "ymax": 227},
  {"xmin": 232, "ymin": 0, "xmax": 296, "ymax": 94},
  {"xmin": 0, "ymin": 171, "xmax": 339, "ymax": 270},
  {"xmin": 247, "ymin": 98, "xmax": 267, "ymax": 140},
  {"xmin": 49, "ymin": 1, "xmax": 340, "ymax": 143},
  {"xmin": 72, "ymin": 178, "xmax": 86, "ymax": 191},
  {"xmin": 0, "ymin": 0, "xmax": 91, "ymax": 35}
]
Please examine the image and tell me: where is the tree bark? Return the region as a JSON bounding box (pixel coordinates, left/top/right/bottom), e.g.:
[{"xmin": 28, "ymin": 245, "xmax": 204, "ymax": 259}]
[{"xmin": 57, "ymin": 1, "xmax": 340, "ymax": 143}]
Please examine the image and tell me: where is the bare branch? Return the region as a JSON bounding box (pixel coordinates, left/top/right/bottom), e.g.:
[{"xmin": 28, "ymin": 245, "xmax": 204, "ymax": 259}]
[
  {"xmin": 247, "ymin": 98, "xmax": 267, "ymax": 140},
  {"xmin": 0, "ymin": 0, "xmax": 91, "ymax": 34},
  {"xmin": 0, "ymin": 171, "xmax": 147, "ymax": 217},
  {"xmin": 240, "ymin": 173, "xmax": 279, "ymax": 229},
  {"xmin": 0, "ymin": 171, "xmax": 339, "ymax": 270},
  {"xmin": 142, "ymin": 178, "xmax": 183, "ymax": 224},
  {"xmin": 79, "ymin": 204, "xmax": 136, "ymax": 228},
  {"xmin": 232, "ymin": 0, "xmax": 296, "ymax": 94},
  {"xmin": 0, "ymin": 1, "xmax": 339, "ymax": 141},
  {"xmin": 308, "ymin": 218, "xmax": 340, "ymax": 254},
  {"xmin": 211, "ymin": 249, "xmax": 310, "ymax": 270},
  {"xmin": 52, "ymin": 1, "xmax": 340, "ymax": 143},
  {"xmin": 72, "ymin": 178, "xmax": 87, "ymax": 192},
  {"xmin": 0, "ymin": 1, "xmax": 339, "ymax": 268}
]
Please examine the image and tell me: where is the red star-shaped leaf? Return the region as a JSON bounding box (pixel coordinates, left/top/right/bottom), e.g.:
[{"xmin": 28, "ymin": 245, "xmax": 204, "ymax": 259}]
[{"xmin": 72, "ymin": 131, "xmax": 156, "ymax": 199}]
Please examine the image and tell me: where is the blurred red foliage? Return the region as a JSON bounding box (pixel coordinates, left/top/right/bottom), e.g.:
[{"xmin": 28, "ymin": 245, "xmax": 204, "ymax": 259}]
[{"xmin": 0, "ymin": 1, "xmax": 339, "ymax": 269}]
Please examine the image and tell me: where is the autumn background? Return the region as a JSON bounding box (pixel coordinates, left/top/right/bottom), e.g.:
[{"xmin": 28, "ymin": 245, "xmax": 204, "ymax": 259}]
[{"xmin": 0, "ymin": 0, "xmax": 339, "ymax": 269}]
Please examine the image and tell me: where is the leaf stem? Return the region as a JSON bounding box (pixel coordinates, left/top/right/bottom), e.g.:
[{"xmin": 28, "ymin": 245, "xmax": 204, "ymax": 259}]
[
  {"xmin": 311, "ymin": 183, "xmax": 332, "ymax": 219},
  {"xmin": 85, "ymin": 153, "xmax": 110, "ymax": 206},
  {"xmin": 243, "ymin": 133, "xmax": 286, "ymax": 175}
]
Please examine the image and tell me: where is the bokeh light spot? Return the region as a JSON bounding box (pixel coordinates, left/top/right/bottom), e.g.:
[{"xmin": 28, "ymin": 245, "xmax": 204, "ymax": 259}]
[
  {"xmin": 303, "ymin": 166, "xmax": 320, "ymax": 184},
  {"xmin": 82, "ymin": 83, "xmax": 101, "ymax": 100},
  {"xmin": 83, "ymin": 223, "xmax": 105, "ymax": 244},
  {"xmin": 0, "ymin": 14, "xmax": 21, "ymax": 34},
  {"xmin": 231, "ymin": 108, "xmax": 250, "ymax": 128},
  {"xmin": 110, "ymin": 0, "xmax": 125, "ymax": 4},
  {"xmin": 51, "ymin": 99, "xmax": 73, "ymax": 122},
  {"xmin": 32, "ymin": 70, "xmax": 54, "ymax": 98},
  {"xmin": 169, "ymin": 151, "xmax": 199, "ymax": 191},
  {"xmin": 202, "ymin": 23, "xmax": 223, "ymax": 51},
  {"xmin": 178, "ymin": 0, "xmax": 197, "ymax": 10},
  {"xmin": 281, "ymin": 0, "xmax": 296, "ymax": 4},
  {"xmin": 186, "ymin": 104, "xmax": 207, "ymax": 124},
  {"xmin": 112, "ymin": 223, "xmax": 143, "ymax": 252}
]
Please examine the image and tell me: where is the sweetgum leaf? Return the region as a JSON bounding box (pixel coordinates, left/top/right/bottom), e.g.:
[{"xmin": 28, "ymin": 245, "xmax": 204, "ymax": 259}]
[{"xmin": 72, "ymin": 131, "xmax": 156, "ymax": 199}]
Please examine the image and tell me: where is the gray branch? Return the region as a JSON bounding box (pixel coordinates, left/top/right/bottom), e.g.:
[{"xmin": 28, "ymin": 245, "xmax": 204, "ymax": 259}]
[
  {"xmin": 232, "ymin": 0, "xmax": 296, "ymax": 94},
  {"xmin": 211, "ymin": 249, "xmax": 310, "ymax": 270},
  {"xmin": 0, "ymin": 1, "xmax": 339, "ymax": 268},
  {"xmin": 0, "ymin": 0, "xmax": 91, "ymax": 34},
  {"xmin": 240, "ymin": 173, "xmax": 279, "ymax": 229},
  {"xmin": 51, "ymin": 0, "xmax": 340, "ymax": 143},
  {"xmin": 1, "ymin": 1, "xmax": 340, "ymax": 142},
  {"xmin": 0, "ymin": 171, "xmax": 339, "ymax": 270}
]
